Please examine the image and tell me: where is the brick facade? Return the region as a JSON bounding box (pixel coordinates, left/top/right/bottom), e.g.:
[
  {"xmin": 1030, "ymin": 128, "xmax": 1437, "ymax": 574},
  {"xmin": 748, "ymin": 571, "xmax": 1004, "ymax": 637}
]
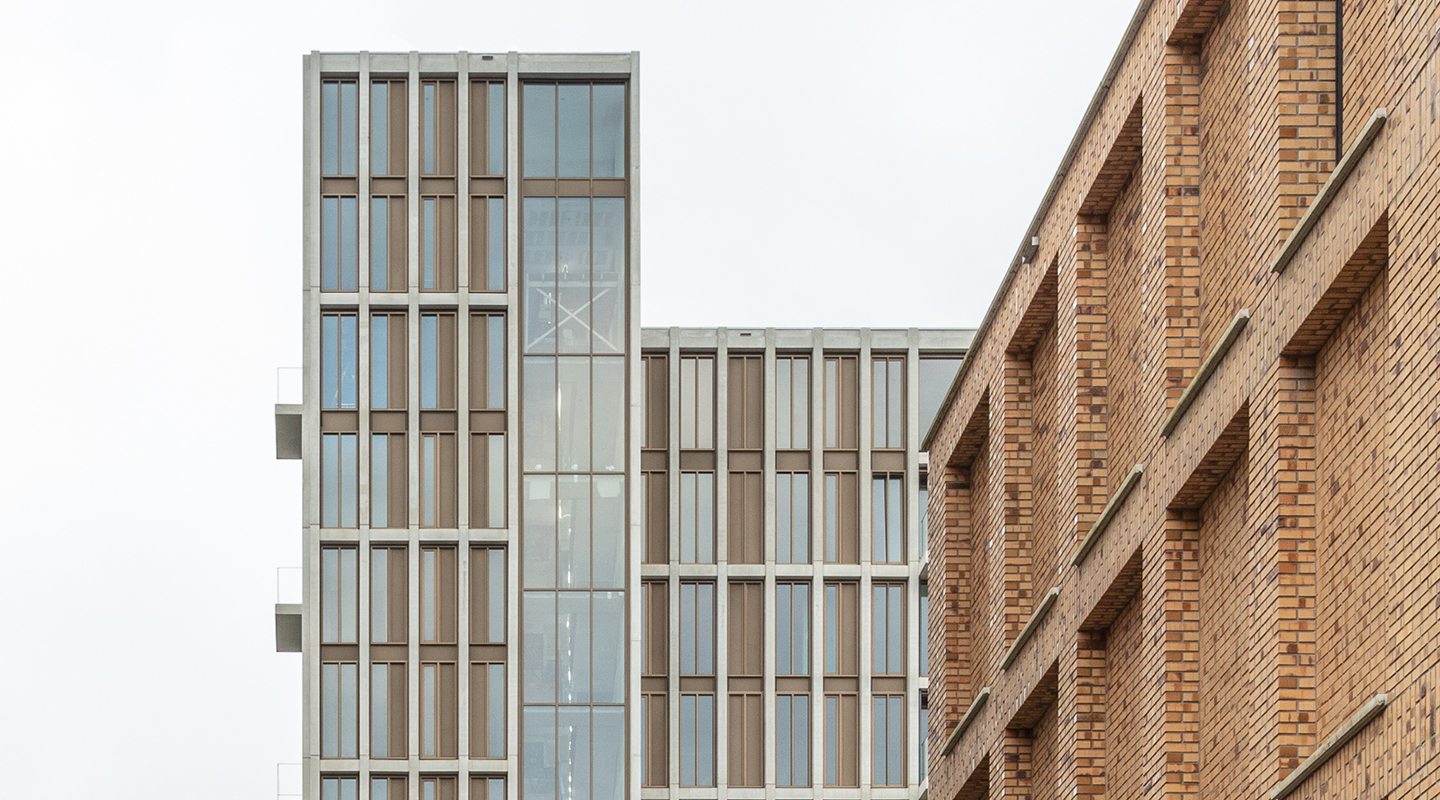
[{"xmin": 923, "ymin": 0, "xmax": 1440, "ymax": 798}]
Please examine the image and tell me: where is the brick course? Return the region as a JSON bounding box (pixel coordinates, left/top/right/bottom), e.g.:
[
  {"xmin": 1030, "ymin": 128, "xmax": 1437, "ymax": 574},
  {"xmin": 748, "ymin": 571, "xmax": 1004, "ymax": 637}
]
[{"xmin": 923, "ymin": 0, "xmax": 1440, "ymax": 798}]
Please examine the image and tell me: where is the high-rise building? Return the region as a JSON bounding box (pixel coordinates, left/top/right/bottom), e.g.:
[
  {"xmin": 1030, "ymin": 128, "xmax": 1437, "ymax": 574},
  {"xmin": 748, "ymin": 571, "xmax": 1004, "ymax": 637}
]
[{"xmin": 274, "ymin": 51, "xmax": 973, "ymax": 800}]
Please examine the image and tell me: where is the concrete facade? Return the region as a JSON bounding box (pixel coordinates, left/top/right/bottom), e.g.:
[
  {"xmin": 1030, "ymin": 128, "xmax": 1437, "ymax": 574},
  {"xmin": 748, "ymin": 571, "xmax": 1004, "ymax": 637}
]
[{"xmin": 922, "ymin": 1, "xmax": 1440, "ymax": 799}]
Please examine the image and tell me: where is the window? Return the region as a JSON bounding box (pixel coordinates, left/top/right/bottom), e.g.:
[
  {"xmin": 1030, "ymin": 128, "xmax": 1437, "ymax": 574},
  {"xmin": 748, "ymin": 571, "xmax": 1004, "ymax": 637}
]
[
  {"xmin": 370, "ymin": 79, "xmax": 406, "ymax": 177},
  {"xmin": 824, "ymin": 472, "xmax": 859, "ymax": 563},
  {"xmin": 421, "ymin": 314, "xmax": 457, "ymax": 410},
  {"xmin": 470, "ymin": 548, "xmax": 507, "ymax": 644},
  {"xmin": 520, "ymin": 357, "xmax": 625, "ymax": 473},
  {"xmin": 918, "ymin": 356, "xmax": 964, "ymax": 434},
  {"xmin": 777, "ymin": 356, "xmax": 810, "ymax": 449},
  {"xmin": 824, "ymin": 694, "xmax": 859, "ymax": 786},
  {"xmin": 470, "ymin": 662, "xmax": 506, "ymax": 758},
  {"xmin": 728, "ymin": 354, "xmax": 762, "ymax": 449},
  {"xmin": 470, "ymin": 196, "xmax": 506, "ymax": 292},
  {"xmin": 777, "ymin": 472, "xmax": 810, "ymax": 564},
  {"xmin": 777, "ymin": 694, "xmax": 811, "ymax": 787},
  {"xmin": 420, "ymin": 195, "xmax": 457, "ymax": 291},
  {"xmin": 679, "ymin": 356, "xmax": 715, "ymax": 448},
  {"xmin": 519, "ymin": 475, "xmax": 625, "ymax": 590},
  {"xmin": 680, "ymin": 582, "xmax": 715, "ymax": 675},
  {"xmin": 919, "ymin": 583, "xmax": 929, "ymax": 675},
  {"xmin": 872, "ymin": 583, "xmax": 904, "ymax": 675},
  {"xmin": 918, "ymin": 473, "xmax": 929, "ymax": 560},
  {"xmin": 728, "ymin": 692, "xmax": 763, "ymax": 787},
  {"xmin": 322, "ymin": 314, "xmax": 357, "ymax": 409},
  {"xmin": 470, "ymin": 314, "xmax": 506, "ymax": 410},
  {"xmin": 469, "ymin": 81, "xmax": 506, "ymax": 177},
  {"xmin": 371, "ymin": 662, "xmax": 406, "ymax": 758},
  {"xmin": 321, "ymin": 777, "xmax": 358, "ymax": 800},
  {"xmin": 321, "ymin": 433, "xmax": 357, "ymax": 528},
  {"xmin": 727, "ymin": 582, "xmax": 762, "ymax": 677},
  {"xmin": 520, "ymin": 197, "xmax": 626, "ymax": 355},
  {"xmin": 872, "ymin": 696, "xmax": 905, "ymax": 786},
  {"xmin": 421, "ymin": 662, "xmax": 458, "ymax": 757},
  {"xmin": 642, "ymin": 581, "xmax": 668, "ymax": 676},
  {"xmin": 823, "ymin": 355, "xmax": 859, "ymax": 448},
  {"xmin": 371, "ymin": 547, "xmax": 407, "ymax": 644},
  {"xmin": 679, "ymin": 694, "xmax": 716, "ymax": 787},
  {"xmin": 825, "ymin": 582, "xmax": 859, "ymax": 675},
  {"xmin": 321, "ymin": 662, "xmax": 358, "ymax": 757},
  {"xmin": 680, "ymin": 472, "xmax": 715, "ymax": 564},
  {"xmin": 470, "ymin": 777, "xmax": 506, "ymax": 800},
  {"xmin": 320, "ymin": 79, "xmax": 357, "ymax": 176},
  {"xmin": 420, "ymin": 433, "xmax": 457, "ymax": 528},
  {"xmin": 321, "ymin": 196, "xmax": 358, "ymax": 291},
  {"xmin": 919, "ymin": 701, "xmax": 929, "ymax": 781},
  {"xmin": 470, "ymin": 433, "xmax": 506, "ymax": 529},
  {"xmin": 419, "ymin": 776, "xmax": 456, "ymax": 800},
  {"xmin": 642, "ymin": 693, "xmax": 667, "ymax": 786},
  {"xmin": 642, "ymin": 471, "xmax": 667, "ymax": 563},
  {"xmin": 872, "ymin": 474, "xmax": 905, "ymax": 563},
  {"xmin": 521, "ymin": 702, "xmax": 625, "ymax": 799},
  {"xmin": 522, "ymin": 82, "xmax": 625, "ymax": 178},
  {"xmin": 728, "ymin": 471, "xmax": 762, "ymax": 564},
  {"xmin": 370, "ymin": 196, "xmax": 407, "ymax": 292},
  {"xmin": 642, "ymin": 355, "xmax": 668, "ymax": 448},
  {"xmin": 777, "ymin": 582, "xmax": 811, "ymax": 676},
  {"xmin": 370, "ymin": 313, "xmax": 406, "ymax": 410},
  {"xmin": 420, "ymin": 547, "xmax": 458, "ymax": 643},
  {"xmin": 872, "ymin": 357, "xmax": 905, "ymax": 449},
  {"xmin": 371, "ymin": 433, "xmax": 407, "ymax": 528},
  {"xmin": 321, "ymin": 547, "xmax": 357, "ymax": 644},
  {"xmin": 370, "ymin": 776, "xmax": 406, "ymax": 800},
  {"xmin": 421, "ymin": 79, "xmax": 456, "ymax": 176}
]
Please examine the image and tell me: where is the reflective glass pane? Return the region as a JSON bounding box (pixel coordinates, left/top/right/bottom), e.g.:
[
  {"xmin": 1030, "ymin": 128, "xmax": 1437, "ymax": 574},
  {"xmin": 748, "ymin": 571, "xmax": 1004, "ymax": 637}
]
[
  {"xmin": 370, "ymin": 198, "xmax": 388, "ymax": 291},
  {"xmin": 918, "ymin": 358, "xmax": 964, "ymax": 434},
  {"xmin": 321, "ymin": 82, "xmax": 338, "ymax": 175},
  {"xmin": 556, "ymin": 84, "xmax": 589, "ymax": 177},
  {"xmin": 593, "ymin": 707, "xmax": 624, "ymax": 800},
  {"xmin": 371, "ymin": 315, "xmax": 388, "ymax": 408},
  {"xmin": 523, "ymin": 357, "xmax": 557, "ymax": 471},
  {"xmin": 523, "ymin": 591, "xmax": 557, "ymax": 702},
  {"xmin": 488, "ymin": 83, "xmax": 506, "ymax": 176},
  {"xmin": 557, "ymin": 592, "xmax": 590, "ymax": 702},
  {"xmin": 340, "ymin": 434, "xmax": 357, "ymax": 527},
  {"xmin": 557, "ymin": 475, "xmax": 592, "ymax": 589},
  {"xmin": 423, "ymin": 83, "xmax": 436, "ymax": 174},
  {"xmin": 339, "ymin": 197, "xmax": 357, "ymax": 290},
  {"xmin": 523, "ymin": 84, "xmax": 556, "ymax": 177},
  {"xmin": 339, "ymin": 82, "xmax": 357, "ymax": 175},
  {"xmin": 371, "ymin": 545, "xmax": 388, "ymax": 640},
  {"xmin": 557, "ymin": 357, "xmax": 590, "ymax": 471},
  {"xmin": 523, "ymin": 198, "xmax": 557, "ymax": 353},
  {"xmin": 523, "ymin": 475, "xmax": 557, "ymax": 587},
  {"xmin": 591, "ymin": 357, "xmax": 624, "ymax": 472},
  {"xmin": 556, "ymin": 198, "xmax": 590, "ymax": 353},
  {"xmin": 421, "ymin": 315, "xmax": 438, "ymax": 409},
  {"xmin": 487, "ymin": 197, "xmax": 505, "ymax": 291},
  {"xmin": 339, "ymin": 315, "xmax": 357, "ymax": 409},
  {"xmin": 591, "ymin": 476, "xmax": 624, "ymax": 589},
  {"xmin": 590, "ymin": 198, "xmax": 625, "ymax": 353},
  {"xmin": 322, "ymin": 197, "xmax": 339, "ymax": 290},
  {"xmin": 525, "ymin": 707, "xmax": 557, "ymax": 797},
  {"xmin": 322, "ymin": 315, "xmax": 339, "ymax": 408},
  {"xmin": 488, "ymin": 315, "xmax": 506, "ymax": 410},
  {"xmin": 592, "ymin": 591, "xmax": 624, "ymax": 702},
  {"xmin": 371, "ymin": 83, "xmax": 388, "ymax": 175},
  {"xmin": 371, "ymin": 663, "xmax": 388, "ymax": 756},
  {"xmin": 591, "ymin": 84, "xmax": 624, "ymax": 178},
  {"xmin": 422, "ymin": 197, "xmax": 436, "ymax": 289}
]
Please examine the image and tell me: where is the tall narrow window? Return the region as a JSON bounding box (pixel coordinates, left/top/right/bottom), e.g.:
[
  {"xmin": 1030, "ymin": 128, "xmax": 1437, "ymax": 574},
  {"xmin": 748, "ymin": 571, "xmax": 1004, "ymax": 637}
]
[
  {"xmin": 825, "ymin": 582, "xmax": 859, "ymax": 675},
  {"xmin": 321, "ymin": 313, "xmax": 357, "ymax": 409},
  {"xmin": 321, "ymin": 433, "xmax": 358, "ymax": 528},
  {"xmin": 680, "ymin": 582, "xmax": 715, "ymax": 675},
  {"xmin": 420, "ymin": 547, "xmax": 458, "ymax": 644},
  {"xmin": 419, "ymin": 433, "xmax": 457, "ymax": 528},
  {"xmin": 420, "ymin": 196, "xmax": 457, "ymax": 291},
  {"xmin": 680, "ymin": 472, "xmax": 715, "ymax": 564},
  {"xmin": 642, "ymin": 471, "xmax": 668, "ymax": 564},
  {"xmin": 370, "ymin": 79, "xmax": 406, "ymax": 177},
  {"xmin": 371, "ymin": 433, "xmax": 407, "ymax": 528},
  {"xmin": 320, "ymin": 79, "xmax": 357, "ymax": 177},
  {"xmin": 727, "ymin": 354, "xmax": 763, "ymax": 449},
  {"xmin": 642, "ymin": 580, "xmax": 668, "ymax": 676},
  {"xmin": 420, "ymin": 661, "xmax": 458, "ymax": 757},
  {"xmin": 777, "ymin": 694, "xmax": 811, "ymax": 787},
  {"xmin": 679, "ymin": 356, "xmax": 715, "ymax": 449},
  {"xmin": 321, "ymin": 776, "xmax": 358, "ymax": 800},
  {"xmin": 321, "ymin": 196, "xmax": 358, "ymax": 291},
  {"xmin": 919, "ymin": 701, "xmax": 929, "ymax": 781},
  {"xmin": 918, "ymin": 474, "xmax": 929, "ymax": 560},
  {"xmin": 824, "ymin": 693, "xmax": 859, "ymax": 787},
  {"xmin": 872, "ymin": 695, "xmax": 905, "ymax": 786},
  {"xmin": 470, "ymin": 662, "xmax": 507, "ymax": 758},
  {"xmin": 470, "ymin": 314, "xmax": 506, "ymax": 410},
  {"xmin": 420, "ymin": 314, "xmax": 457, "ymax": 410},
  {"xmin": 872, "ymin": 583, "xmax": 904, "ymax": 675},
  {"xmin": 321, "ymin": 546, "xmax": 357, "ymax": 644},
  {"xmin": 371, "ymin": 313, "xmax": 406, "ymax": 410},
  {"xmin": 371, "ymin": 661, "xmax": 406, "ymax": 758},
  {"xmin": 470, "ymin": 548, "xmax": 507, "ymax": 644},
  {"xmin": 823, "ymin": 355, "xmax": 859, "ymax": 449},
  {"xmin": 421, "ymin": 79, "xmax": 456, "ymax": 176},
  {"xmin": 776, "ymin": 582, "xmax": 810, "ymax": 676},
  {"xmin": 371, "ymin": 546, "xmax": 407, "ymax": 644},
  {"xmin": 872, "ymin": 474, "xmax": 905, "ymax": 563},
  {"xmin": 872, "ymin": 357, "xmax": 905, "ymax": 449},
  {"xmin": 470, "ymin": 81, "xmax": 506, "ymax": 177},
  {"xmin": 642, "ymin": 355, "xmax": 668, "ymax": 449},
  {"xmin": 470, "ymin": 196, "xmax": 506, "ymax": 292},
  {"xmin": 777, "ymin": 355, "xmax": 810, "ymax": 449},
  {"xmin": 642, "ymin": 692, "xmax": 667, "ymax": 786},
  {"xmin": 470, "ymin": 433, "xmax": 507, "ymax": 529},
  {"xmin": 321, "ymin": 662, "xmax": 358, "ymax": 758},
  {"xmin": 777, "ymin": 472, "xmax": 810, "ymax": 564},
  {"xmin": 728, "ymin": 471, "xmax": 762, "ymax": 564},
  {"xmin": 824, "ymin": 472, "xmax": 859, "ymax": 563},
  {"xmin": 919, "ymin": 582, "xmax": 929, "ymax": 675},
  {"xmin": 680, "ymin": 693, "xmax": 716, "ymax": 787},
  {"xmin": 370, "ymin": 196, "xmax": 407, "ymax": 292}
]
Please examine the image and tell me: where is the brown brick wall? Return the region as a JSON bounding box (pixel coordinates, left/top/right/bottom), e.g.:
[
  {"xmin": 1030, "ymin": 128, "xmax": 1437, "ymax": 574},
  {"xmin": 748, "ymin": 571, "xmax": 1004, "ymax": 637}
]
[{"xmin": 922, "ymin": 0, "xmax": 1440, "ymax": 798}]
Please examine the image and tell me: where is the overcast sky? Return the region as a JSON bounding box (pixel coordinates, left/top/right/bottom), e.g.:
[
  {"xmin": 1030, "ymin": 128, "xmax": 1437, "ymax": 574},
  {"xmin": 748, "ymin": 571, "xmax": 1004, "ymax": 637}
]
[{"xmin": 0, "ymin": 0, "xmax": 1133, "ymax": 797}]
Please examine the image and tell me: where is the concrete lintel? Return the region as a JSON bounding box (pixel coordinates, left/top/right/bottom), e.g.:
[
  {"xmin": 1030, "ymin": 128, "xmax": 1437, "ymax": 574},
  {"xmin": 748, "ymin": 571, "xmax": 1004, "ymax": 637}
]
[
  {"xmin": 1271, "ymin": 108, "xmax": 1388, "ymax": 275},
  {"xmin": 1269, "ymin": 693, "xmax": 1388, "ymax": 800},
  {"xmin": 1071, "ymin": 464, "xmax": 1144, "ymax": 567},
  {"xmin": 1000, "ymin": 586, "xmax": 1062, "ymax": 671},
  {"xmin": 1160, "ymin": 308, "xmax": 1250, "ymax": 437},
  {"xmin": 940, "ymin": 686, "xmax": 990, "ymax": 758}
]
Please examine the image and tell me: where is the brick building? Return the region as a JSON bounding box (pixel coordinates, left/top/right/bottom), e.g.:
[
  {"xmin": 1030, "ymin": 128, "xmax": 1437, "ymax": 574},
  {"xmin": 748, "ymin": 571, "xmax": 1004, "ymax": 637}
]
[{"xmin": 922, "ymin": 0, "xmax": 1440, "ymax": 798}]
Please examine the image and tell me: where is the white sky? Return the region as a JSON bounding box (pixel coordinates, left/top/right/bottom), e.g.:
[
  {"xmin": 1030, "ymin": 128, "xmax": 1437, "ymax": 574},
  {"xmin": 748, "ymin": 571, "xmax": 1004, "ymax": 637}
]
[{"xmin": 0, "ymin": 0, "xmax": 1134, "ymax": 797}]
